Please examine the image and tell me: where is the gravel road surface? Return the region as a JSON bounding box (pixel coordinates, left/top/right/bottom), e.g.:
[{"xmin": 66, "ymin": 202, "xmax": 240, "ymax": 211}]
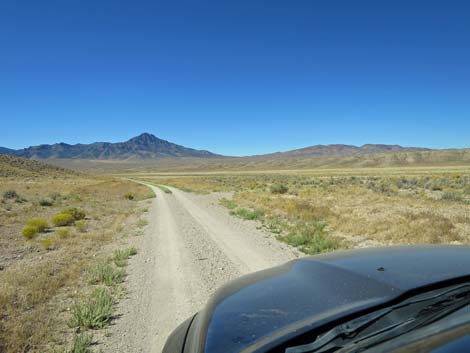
[{"xmin": 100, "ymin": 184, "xmax": 300, "ymax": 353}]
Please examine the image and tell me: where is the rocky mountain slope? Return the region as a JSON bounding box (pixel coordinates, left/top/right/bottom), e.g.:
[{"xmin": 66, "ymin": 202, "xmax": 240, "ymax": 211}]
[
  {"xmin": 1, "ymin": 133, "xmax": 220, "ymax": 160},
  {"xmin": 0, "ymin": 154, "xmax": 77, "ymax": 177}
]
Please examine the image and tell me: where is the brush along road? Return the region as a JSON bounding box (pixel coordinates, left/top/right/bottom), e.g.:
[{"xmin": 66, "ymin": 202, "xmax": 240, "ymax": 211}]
[{"xmin": 100, "ymin": 183, "xmax": 300, "ymax": 353}]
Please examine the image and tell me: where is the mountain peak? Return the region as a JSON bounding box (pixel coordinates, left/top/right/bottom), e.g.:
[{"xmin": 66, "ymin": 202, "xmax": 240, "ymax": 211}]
[{"xmin": 128, "ymin": 132, "xmax": 159, "ymax": 144}]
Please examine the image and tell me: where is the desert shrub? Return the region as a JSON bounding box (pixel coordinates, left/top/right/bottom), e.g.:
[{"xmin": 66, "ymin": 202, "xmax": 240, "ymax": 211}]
[
  {"xmin": 425, "ymin": 180, "xmax": 443, "ymax": 191},
  {"xmin": 55, "ymin": 228, "xmax": 70, "ymax": 237},
  {"xmin": 63, "ymin": 207, "xmax": 86, "ymax": 220},
  {"xmin": 230, "ymin": 207, "xmax": 264, "ymax": 220},
  {"xmin": 3, "ymin": 189, "xmax": 18, "ymax": 199},
  {"xmin": 124, "ymin": 193, "xmax": 135, "ymax": 200},
  {"xmin": 74, "ymin": 220, "xmax": 87, "ymax": 232},
  {"xmin": 38, "ymin": 198, "xmax": 54, "ymax": 206},
  {"xmin": 441, "ymin": 192, "xmax": 463, "ymax": 202},
  {"xmin": 26, "ymin": 218, "xmax": 49, "ymax": 232},
  {"xmin": 283, "ymin": 221, "xmax": 337, "ymax": 254},
  {"xmin": 21, "ymin": 225, "xmax": 39, "ymax": 239},
  {"xmin": 270, "ymin": 183, "xmax": 289, "ymax": 194},
  {"xmin": 68, "ymin": 288, "xmax": 113, "ymax": 329},
  {"xmin": 87, "ymin": 263, "xmax": 124, "ymax": 286},
  {"xmin": 52, "ymin": 212, "xmax": 75, "ymax": 226}
]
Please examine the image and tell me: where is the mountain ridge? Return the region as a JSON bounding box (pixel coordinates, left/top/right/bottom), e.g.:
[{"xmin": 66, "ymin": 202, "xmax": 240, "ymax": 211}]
[
  {"xmin": 247, "ymin": 143, "xmax": 430, "ymax": 159},
  {"xmin": 1, "ymin": 133, "xmax": 221, "ymax": 160},
  {"xmin": 0, "ymin": 132, "xmax": 432, "ymax": 161}
]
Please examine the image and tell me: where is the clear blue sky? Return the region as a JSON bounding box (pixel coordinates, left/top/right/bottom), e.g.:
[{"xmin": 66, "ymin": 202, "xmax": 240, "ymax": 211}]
[{"xmin": 1, "ymin": 0, "xmax": 469, "ymax": 156}]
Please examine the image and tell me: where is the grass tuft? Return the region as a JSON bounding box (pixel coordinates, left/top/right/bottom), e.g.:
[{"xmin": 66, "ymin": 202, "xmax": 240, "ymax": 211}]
[
  {"xmin": 68, "ymin": 287, "xmax": 114, "ymax": 329},
  {"xmin": 220, "ymin": 198, "xmax": 237, "ymax": 209},
  {"xmin": 67, "ymin": 333, "xmax": 93, "ymax": 353},
  {"xmin": 74, "ymin": 220, "xmax": 87, "ymax": 232},
  {"xmin": 112, "ymin": 247, "xmax": 137, "ymax": 267},
  {"xmin": 283, "ymin": 221, "xmax": 337, "ymax": 254},
  {"xmin": 39, "ymin": 197, "xmax": 54, "ymax": 206},
  {"xmin": 136, "ymin": 219, "xmax": 148, "ymax": 228},
  {"xmin": 124, "ymin": 193, "xmax": 135, "ymax": 200},
  {"xmin": 87, "ymin": 263, "xmax": 124, "ymax": 286},
  {"xmin": 230, "ymin": 207, "xmax": 264, "ymax": 221},
  {"xmin": 40, "ymin": 237, "xmax": 55, "ymax": 250}
]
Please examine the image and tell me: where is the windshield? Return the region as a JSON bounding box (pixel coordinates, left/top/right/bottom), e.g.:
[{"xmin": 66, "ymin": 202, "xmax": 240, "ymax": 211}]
[{"xmin": 286, "ymin": 283, "xmax": 470, "ymax": 353}]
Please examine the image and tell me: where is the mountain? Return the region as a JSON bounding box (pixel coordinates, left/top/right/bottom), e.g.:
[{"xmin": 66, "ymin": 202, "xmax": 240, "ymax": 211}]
[
  {"xmin": 0, "ymin": 146, "xmax": 16, "ymax": 155},
  {"xmin": 1, "ymin": 133, "xmax": 221, "ymax": 160},
  {"xmin": 251, "ymin": 144, "xmax": 430, "ymax": 159},
  {"xmin": 0, "ymin": 133, "xmax": 434, "ymax": 164}
]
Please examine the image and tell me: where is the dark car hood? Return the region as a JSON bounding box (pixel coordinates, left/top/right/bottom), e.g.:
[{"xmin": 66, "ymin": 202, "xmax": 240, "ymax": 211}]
[{"xmin": 183, "ymin": 246, "xmax": 470, "ymax": 353}]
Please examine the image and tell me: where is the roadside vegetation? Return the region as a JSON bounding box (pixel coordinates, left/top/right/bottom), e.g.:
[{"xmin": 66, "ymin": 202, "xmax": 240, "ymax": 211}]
[
  {"xmin": 137, "ymin": 167, "xmax": 470, "ymax": 253},
  {"xmin": 0, "ymin": 163, "xmax": 154, "ymax": 353}
]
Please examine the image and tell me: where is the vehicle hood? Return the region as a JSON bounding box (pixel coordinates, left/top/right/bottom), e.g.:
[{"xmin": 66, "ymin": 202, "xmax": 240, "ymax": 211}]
[{"xmin": 184, "ymin": 245, "xmax": 470, "ymax": 353}]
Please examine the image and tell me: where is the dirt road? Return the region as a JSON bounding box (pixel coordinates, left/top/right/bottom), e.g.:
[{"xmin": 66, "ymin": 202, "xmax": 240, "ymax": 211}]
[{"xmin": 101, "ymin": 184, "xmax": 300, "ymax": 353}]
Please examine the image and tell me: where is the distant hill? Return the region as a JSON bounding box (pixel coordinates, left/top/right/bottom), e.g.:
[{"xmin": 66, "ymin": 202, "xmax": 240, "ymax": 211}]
[
  {"xmin": 0, "ymin": 154, "xmax": 77, "ymax": 177},
  {"xmin": 252, "ymin": 144, "xmax": 430, "ymax": 159},
  {"xmin": 0, "ymin": 147, "xmax": 16, "ymax": 155},
  {"xmin": 0, "ymin": 133, "xmax": 221, "ymax": 160},
  {"xmin": 41, "ymin": 148, "xmax": 470, "ymax": 174}
]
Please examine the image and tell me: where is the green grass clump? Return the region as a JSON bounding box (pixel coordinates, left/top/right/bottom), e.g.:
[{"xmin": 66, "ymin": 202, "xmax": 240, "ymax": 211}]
[
  {"xmin": 220, "ymin": 198, "xmax": 237, "ymax": 210},
  {"xmin": 112, "ymin": 247, "xmax": 137, "ymax": 267},
  {"xmin": 68, "ymin": 288, "xmax": 113, "ymax": 329},
  {"xmin": 67, "ymin": 333, "xmax": 92, "ymax": 353},
  {"xmin": 87, "ymin": 263, "xmax": 124, "ymax": 286},
  {"xmin": 52, "ymin": 212, "xmax": 75, "ymax": 226},
  {"xmin": 74, "ymin": 220, "xmax": 87, "ymax": 232},
  {"xmin": 26, "ymin": 218, "xmax": 49, "ymax": 232},
  {"xmin": 54, "ymin": 333, "xmax": 93, "ymax": 353},
  {"xmin": 230, "ymin": 207, "xmax": 264, "ymax": 221},
  {"xmin": 21, "ymin": 225, "xmax": 39, "ymax": 239},
  {"xmin": 283, "ymin": 221, "xmax": 337, "ymax": 254},
  {"xmin": 270, "ymin": 183, "xmax": 289, "ymax": 194}
]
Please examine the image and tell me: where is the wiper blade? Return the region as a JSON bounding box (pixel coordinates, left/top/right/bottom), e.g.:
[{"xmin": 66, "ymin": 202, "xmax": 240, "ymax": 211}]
[{"xmin": 286, "ymin": 283, "xmax": 470, "ymax": 353}]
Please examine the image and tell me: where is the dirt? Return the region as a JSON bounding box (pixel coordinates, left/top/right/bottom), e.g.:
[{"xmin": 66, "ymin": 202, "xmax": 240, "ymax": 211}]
[{"xmin": 99, "ymin": 184, "xmax": 301, "ymax": 353}]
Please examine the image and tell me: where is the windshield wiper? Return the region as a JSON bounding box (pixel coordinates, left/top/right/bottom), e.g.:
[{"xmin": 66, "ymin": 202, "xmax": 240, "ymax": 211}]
[{"xmin": 286, "ymin": 283, "xmax": 470, "ymax": 353}]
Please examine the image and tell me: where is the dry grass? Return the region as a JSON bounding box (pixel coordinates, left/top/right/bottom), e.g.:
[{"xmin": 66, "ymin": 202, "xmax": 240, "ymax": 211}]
[
  {"xmin": 133, "ymin": 168, "xmax": 470, "ymax": 251},
  {"xmin": 0, "ymin": 175, "xmax": 153, "ymax": 352}
]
